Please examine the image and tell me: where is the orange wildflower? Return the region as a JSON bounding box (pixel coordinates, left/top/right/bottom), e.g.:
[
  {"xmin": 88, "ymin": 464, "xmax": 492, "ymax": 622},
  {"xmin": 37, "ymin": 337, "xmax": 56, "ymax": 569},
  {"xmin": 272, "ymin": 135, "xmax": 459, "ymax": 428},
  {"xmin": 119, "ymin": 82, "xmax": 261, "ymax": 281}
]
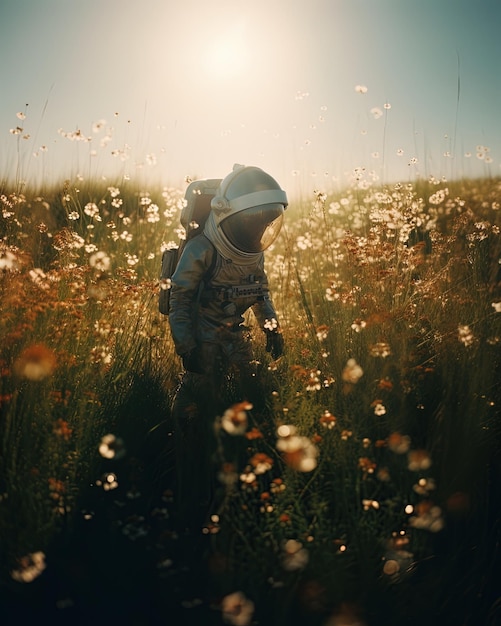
[
  {"xmin": 221, "ymin": 401, "xmax": 252, "ymax": 435},
  {"xmin": 14, "ymin": 344, "xmax": 57, "ymax": 381},
  {"xmin": 54, "ymin": 418, "xmax": 72, "ymax": 441},
  {"xmin": 319, "ymin": 410, "xmax": 336, "ymax": 429},
  {"xmin": 0, "ymin": 394, "xmax": 13, "ymax": 406},
  {"xmin": 358, "ymin": 457, "xmax": 376, "ymax": 477},
  {"xmin": 245, "ymin": 427, "xmax": 263, "ymax": 440},
  {"xmin": 388, "ymin": 432, "xmax": 411, "ymax": 454},
  {"xmin": 48, "ymin": 478, "xmax": 65, "ymax": 500},
  {"xmin": 378, "ymin": 377, "xmax": 394, "ymax": 391},
  {"xmin": 249, "ymin": 452, "xmax": 273, "ymax": 474}
]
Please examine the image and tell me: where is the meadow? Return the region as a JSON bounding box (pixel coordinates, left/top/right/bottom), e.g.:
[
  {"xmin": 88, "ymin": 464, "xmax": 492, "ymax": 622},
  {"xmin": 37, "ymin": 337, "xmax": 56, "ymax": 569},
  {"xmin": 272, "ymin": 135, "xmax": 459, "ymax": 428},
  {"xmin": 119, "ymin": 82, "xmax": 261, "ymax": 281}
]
[{"xmin": 1, "ymin": 170, "xmax": 501, "ymax": 625}]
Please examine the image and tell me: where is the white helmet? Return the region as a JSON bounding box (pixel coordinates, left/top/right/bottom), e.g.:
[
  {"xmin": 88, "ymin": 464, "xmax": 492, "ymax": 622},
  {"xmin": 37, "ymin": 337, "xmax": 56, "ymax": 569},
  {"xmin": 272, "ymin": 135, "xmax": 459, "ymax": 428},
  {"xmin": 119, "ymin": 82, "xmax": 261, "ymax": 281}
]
[{"xmin": 204, "ymin": 164, "xmax": 287, "ymax": 263}]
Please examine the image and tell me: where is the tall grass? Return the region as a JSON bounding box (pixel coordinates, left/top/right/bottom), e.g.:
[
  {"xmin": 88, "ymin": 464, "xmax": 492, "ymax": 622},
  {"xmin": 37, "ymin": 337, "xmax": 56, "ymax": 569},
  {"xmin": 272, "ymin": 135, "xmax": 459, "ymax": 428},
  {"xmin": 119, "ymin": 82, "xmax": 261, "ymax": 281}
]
[{"xmin": 1, "ymin": 173, "xmax": 500, "ymax": 625}]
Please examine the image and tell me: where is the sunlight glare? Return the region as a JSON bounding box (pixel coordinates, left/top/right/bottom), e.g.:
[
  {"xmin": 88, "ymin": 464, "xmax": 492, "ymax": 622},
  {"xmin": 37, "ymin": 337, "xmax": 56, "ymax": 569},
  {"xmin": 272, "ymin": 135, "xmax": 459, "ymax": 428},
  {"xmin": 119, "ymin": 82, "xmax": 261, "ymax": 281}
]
[{"xmin": 205, "ymin": 31, "xmax": 250, "ymax": 79}]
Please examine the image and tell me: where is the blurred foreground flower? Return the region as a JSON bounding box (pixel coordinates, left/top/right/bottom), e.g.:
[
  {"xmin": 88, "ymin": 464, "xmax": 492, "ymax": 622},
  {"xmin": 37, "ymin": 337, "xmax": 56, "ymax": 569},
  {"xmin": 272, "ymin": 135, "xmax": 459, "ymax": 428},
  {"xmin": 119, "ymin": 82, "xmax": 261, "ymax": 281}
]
[
  {"xmin": 89, "ymin": 250, "xmax": 111, "ymax": 272},
  {"xmin": 407, "ymin": 449, "xmax": 432, "ymax": 471},
  {"xmin": 382, "ymin": 545, "xmax": 414, "ymax": 580},
  {"xmin": 458, "ymin": 324, "xmax": 474, "ymax": 346},
  {"xmin": 218, "ymin": 462, "xmax": 239, "ymax": 486},
  {"xmin": 408, "ymin": 501, "xmax": 444, "ymax": 532},
  {"xmin": 369, "ymin": 342, "xmax": 392, "ymax": 358},
  {"xmin": 11, "ymin": 551, "xmax": 46, "ymax": 583},
  {"xmin": 221, "ymin": 591, "xmax": 255, "ymax": 626},
  {"xmin": 388, "ymin": 432, "xmax": 411, "ymax": 454},
  {"xmin": 0, "ymin": 247, "xmax": 20, "ymax": 270},
  {"xmin": 342, "ymin": 358, "xmax": 363, "ymax": 384},
  {"xmin": 14, "ymin": 344, "xmax": 57, "ymax": 380},
  {"xmin": 95, "ymin": 472, "xmax": 119, "ymax": 491},
  {"xmin": 99, "ymin": 433, "xmax": 126, "ymax": 460},
  {"xmin": 324, "ymin": 602, "xmax": 367, "ymax": 626},
  {"xmin": 282, "ymin": 539, "xmax": 309, "ymax": 571},
  {"xmin": 276, "ymin": 425, "xmax": 318, "ymax": 472},
  {"xmin": 221, "ymin": 402, "xmax": 252, "ymax": 435}
]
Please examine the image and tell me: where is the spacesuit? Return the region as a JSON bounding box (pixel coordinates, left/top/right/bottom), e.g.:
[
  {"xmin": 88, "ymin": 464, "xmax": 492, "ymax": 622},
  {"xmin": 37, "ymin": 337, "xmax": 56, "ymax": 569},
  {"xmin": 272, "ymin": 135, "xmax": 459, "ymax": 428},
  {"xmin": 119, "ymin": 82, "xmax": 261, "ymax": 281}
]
[{"xmin": 168, "ymin": 164, "xmax": 287, "ymax": 524}]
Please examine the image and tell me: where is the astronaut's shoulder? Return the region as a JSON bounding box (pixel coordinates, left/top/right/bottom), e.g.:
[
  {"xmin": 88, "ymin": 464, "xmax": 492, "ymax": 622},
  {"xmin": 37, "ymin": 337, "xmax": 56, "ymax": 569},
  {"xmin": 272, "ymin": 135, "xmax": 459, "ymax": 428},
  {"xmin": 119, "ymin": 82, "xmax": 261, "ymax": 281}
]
[
  {"xmin": 184, "ymin": 233, "xmax": 210, "ymax": 250},
  {"xmin": 184, "ymin": 233, "xmax": 216, "ymax": 257},
  {"xmin": 180, "ymin": 235, "xmax": 218, "ymax": 270}
]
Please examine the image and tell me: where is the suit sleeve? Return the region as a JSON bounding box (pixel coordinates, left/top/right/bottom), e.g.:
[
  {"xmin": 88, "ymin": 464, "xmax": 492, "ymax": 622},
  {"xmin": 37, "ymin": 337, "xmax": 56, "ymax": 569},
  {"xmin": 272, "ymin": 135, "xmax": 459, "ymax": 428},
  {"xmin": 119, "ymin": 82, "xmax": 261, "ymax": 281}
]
[
  {"xmin": 168, "ymin": 237, "xmax": 214, "ymax": 355},
  {"xmin": 251, "ymin": 267, "xmax": 280, "ymax": 330}
]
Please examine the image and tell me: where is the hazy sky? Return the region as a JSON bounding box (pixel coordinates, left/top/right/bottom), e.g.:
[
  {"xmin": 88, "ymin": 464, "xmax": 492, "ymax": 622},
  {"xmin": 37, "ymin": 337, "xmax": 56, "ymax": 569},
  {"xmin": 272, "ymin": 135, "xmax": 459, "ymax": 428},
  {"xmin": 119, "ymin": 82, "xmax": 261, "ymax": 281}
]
[{"xmin": 1, "ymin": 0, "xmax": 500, "ymax": 196}]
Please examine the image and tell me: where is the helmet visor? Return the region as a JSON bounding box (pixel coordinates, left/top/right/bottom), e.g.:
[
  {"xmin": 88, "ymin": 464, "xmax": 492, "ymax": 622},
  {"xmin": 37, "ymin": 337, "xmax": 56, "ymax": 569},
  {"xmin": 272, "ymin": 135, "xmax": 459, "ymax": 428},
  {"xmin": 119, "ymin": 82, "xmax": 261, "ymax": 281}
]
[{"xmin": 221, "ymin": 204, "xmax": 284, "ymax": 253}]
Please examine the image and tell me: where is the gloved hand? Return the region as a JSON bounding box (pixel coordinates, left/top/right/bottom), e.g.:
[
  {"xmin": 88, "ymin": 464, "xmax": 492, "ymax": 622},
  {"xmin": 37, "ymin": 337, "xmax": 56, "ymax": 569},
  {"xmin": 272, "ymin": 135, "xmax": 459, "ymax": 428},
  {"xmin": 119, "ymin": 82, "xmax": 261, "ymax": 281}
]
[
  {"xmin": 181, "ymin": 348, "xmax": 204, "ymax": 373},
  {"xmin": 265, "ymin": 330, "xmax": 284, "ymax": 360}
]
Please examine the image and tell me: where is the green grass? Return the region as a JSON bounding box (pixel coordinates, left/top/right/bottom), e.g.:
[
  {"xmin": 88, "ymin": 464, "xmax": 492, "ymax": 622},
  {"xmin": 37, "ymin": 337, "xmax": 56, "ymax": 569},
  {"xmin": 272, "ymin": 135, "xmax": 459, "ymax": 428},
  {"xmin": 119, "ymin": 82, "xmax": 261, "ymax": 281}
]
[{"xmin": 1, "ymin": 174, "xmax": 501, "ymax": 625}]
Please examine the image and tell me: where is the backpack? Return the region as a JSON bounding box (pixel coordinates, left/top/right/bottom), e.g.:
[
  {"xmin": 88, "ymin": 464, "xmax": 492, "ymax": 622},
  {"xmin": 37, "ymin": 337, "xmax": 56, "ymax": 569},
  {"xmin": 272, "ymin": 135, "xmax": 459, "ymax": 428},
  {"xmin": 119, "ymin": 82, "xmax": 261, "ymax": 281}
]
[{"xmin": 159, "ymin": 178, "xmax": 222, "ymax": 315}]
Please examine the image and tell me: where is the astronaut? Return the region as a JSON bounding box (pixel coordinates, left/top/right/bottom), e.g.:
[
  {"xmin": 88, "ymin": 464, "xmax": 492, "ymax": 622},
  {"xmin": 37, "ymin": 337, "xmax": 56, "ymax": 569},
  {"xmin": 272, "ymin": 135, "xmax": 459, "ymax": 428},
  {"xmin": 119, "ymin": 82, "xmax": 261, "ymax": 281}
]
[{"xmin": 168, "ymin": 164, "xmax": 287, "ymax": 524}]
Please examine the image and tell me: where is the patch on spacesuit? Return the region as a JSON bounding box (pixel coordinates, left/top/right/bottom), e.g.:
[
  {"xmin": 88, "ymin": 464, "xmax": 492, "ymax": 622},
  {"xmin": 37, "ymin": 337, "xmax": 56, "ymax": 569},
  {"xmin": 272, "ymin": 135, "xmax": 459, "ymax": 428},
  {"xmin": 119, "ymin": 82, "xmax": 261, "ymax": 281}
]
[{"xmin": 230, "ymin": 284, "xmax": 265, "ymax": 298}]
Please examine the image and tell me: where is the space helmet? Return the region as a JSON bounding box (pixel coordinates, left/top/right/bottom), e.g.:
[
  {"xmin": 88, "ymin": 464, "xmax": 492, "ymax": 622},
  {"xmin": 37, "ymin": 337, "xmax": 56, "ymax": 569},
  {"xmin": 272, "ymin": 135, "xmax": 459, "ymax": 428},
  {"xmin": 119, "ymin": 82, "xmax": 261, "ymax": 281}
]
[{"xmin": 204, "ymin": 164, "xmax": 287, "ymax": 263}]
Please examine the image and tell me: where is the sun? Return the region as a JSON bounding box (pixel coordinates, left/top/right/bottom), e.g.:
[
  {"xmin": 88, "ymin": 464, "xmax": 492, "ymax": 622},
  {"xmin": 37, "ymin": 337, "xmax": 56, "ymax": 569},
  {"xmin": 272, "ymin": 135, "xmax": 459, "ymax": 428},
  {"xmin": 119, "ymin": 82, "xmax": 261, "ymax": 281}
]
[{"xmin": 205, "ymin": 32, "xmax": 250, "ymax": 79}]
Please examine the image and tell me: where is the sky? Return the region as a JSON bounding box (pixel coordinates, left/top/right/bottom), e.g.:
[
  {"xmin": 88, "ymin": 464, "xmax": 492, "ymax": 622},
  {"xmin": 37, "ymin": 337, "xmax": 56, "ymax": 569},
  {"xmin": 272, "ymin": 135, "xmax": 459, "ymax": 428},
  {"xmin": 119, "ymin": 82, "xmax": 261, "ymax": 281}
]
[{"xmin": 1, "ymin": 0, "xmax": 501, "ymax": 197}]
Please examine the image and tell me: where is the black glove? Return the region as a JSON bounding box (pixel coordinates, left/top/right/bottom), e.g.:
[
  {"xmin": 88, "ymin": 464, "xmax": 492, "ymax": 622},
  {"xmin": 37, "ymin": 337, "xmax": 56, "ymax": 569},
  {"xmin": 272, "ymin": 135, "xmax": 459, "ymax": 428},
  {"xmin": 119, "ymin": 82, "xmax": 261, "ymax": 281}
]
[
  {"xmin": 265, "ymin": 330, "xmax": 284, "ymax": 359},
  {"xmin": 181, "ymin": 348, "xmax": 204, "ymax": 373}
]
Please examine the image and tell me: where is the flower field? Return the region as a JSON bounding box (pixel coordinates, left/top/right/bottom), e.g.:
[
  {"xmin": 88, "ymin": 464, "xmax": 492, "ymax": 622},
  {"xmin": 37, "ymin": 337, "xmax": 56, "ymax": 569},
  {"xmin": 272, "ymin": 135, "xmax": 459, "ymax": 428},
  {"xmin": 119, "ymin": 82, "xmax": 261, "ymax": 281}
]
[{"xmin": 1, "ymin": 173, "xmax": 501, "ymax": 625}]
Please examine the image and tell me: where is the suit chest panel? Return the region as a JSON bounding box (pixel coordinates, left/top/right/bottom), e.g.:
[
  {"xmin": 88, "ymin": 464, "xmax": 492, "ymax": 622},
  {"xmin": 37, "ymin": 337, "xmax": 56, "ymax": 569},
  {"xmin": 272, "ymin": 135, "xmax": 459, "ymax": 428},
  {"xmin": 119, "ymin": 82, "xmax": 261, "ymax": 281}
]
[{"xmin": 209, "ymin": 257, "xmax": 266, "ymax": 289}]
